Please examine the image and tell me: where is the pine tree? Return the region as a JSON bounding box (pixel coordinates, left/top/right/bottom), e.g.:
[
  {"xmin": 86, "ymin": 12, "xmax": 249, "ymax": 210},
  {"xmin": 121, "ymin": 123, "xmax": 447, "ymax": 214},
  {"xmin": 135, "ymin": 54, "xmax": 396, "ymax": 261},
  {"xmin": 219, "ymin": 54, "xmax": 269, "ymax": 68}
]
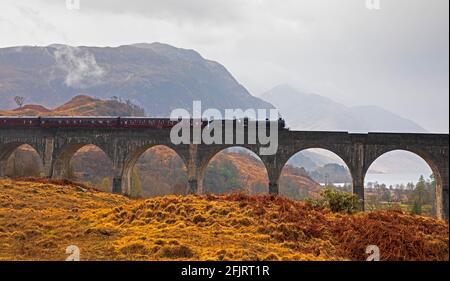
[
  {"xmin": 411, "ymin": 200, "xmax": 422, "ymax": 215},
  {"xmin": 414, "ymin": 175, "xmax": 427, "ymax": 205},
  {"xmin": 410, "ymin": 175, "xmax": 426, "ymax": 215}
]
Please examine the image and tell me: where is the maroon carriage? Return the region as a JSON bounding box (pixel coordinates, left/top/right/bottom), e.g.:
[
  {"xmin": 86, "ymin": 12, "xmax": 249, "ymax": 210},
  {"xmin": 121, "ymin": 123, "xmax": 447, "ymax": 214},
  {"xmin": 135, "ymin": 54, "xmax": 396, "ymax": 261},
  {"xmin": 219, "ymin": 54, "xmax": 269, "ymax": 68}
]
[
  {"xmin": 40, "ymin": 117, "xmax": 119, "ymax": 128},
  {"xmin": 0, "ymin": 116, "xmax": 41, "ymax": 128}
]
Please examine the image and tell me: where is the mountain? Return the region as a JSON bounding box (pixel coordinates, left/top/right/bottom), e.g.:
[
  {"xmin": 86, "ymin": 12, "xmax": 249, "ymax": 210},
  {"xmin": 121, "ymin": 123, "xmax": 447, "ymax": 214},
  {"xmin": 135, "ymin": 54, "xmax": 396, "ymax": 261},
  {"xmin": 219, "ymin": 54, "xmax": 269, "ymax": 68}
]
[
  {"xmin": 310, "ymin": 163, "xmax": 352, "ymax": 184},
  {"xmin": 349, "ymin": 105, "xmax": 427, "ymax": 133},
  {"xmin": 261, "ymin": 84, "xmax": 426, "ymax": 133},
  {"xmin": 0, "ymin": 43, "xmax": 273, "ymax": 116},
  {"xmin": 286, "ymin": 150, "xmax": 344, "ymax": 171},
  {"xmin": 261, "ymin": 84, "xmax": 431, "ymax": 176}
]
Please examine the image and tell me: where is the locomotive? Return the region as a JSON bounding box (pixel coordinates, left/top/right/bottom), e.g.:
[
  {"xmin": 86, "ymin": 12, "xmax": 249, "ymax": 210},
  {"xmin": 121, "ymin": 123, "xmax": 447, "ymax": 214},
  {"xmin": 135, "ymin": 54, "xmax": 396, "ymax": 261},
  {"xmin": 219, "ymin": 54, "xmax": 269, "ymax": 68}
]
[{"xmin": 0, "ymin": 116, "xmax": 286, "ymax": 130}]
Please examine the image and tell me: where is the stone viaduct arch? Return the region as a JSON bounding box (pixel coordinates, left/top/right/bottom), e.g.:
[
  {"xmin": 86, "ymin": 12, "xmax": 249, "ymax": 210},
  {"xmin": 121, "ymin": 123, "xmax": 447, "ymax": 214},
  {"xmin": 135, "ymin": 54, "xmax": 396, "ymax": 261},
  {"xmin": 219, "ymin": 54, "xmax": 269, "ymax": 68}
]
[
  {"xmin": 278, "ymin": 147, "xmax": 353, "ymax": 196},
  {"xmin": 361, "ymin": 144, "xmax": 447, "ymax": 220},
  {"xmin": 120, "ymin": 144, "xmax": 189, "ymax": 196},
  {"xmin": 0, "ymin": 142, "xmax": 44, "ymax": 177},
  {"xmin": 0, "ymin": 126, "xmax": 448, "ymax": 220},
  {"xmin": 52, "ymin": 142, "xmax": 112, "ymax": 179},
  {"xmin": 198, "ymin": 145, "xmax": 270, "ymax": 195}
]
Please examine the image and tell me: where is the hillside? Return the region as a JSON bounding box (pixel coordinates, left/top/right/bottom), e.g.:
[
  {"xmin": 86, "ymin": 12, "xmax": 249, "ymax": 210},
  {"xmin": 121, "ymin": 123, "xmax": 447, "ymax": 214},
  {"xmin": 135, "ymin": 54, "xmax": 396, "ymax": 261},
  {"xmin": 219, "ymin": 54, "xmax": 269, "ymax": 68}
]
[
  {"xmin": 0, "ymin": 178, "xmax": 447, "ymax": 261},
  {"xmin": 0, "ymin": 95, "xmax": 145, "ymax": 117},
  {"xmin": 0, "ymin": 43, "xmax": 273, "ymax": 116}
]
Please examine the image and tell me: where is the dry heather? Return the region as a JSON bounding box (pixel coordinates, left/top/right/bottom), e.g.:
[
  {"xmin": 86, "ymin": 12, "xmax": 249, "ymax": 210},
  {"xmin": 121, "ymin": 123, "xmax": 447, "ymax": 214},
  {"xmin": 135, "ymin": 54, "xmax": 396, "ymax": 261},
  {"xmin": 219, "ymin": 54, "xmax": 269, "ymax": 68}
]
[{"xmin": 0, "ymin": 178, "xmax": 448, "ymax": 261}]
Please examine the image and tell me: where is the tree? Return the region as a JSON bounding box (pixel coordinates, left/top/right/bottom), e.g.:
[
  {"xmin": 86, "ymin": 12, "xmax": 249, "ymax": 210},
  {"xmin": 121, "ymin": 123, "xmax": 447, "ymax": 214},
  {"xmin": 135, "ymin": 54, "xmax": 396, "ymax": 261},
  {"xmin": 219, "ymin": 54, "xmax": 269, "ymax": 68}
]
[
  {"xmin": 429, "ymin": 174, "xmax": 436, "ymax": 187},
  {"xmin": 203, "ymin": 158, "xmax": 244, "ymax": 194},
  {"xmin": 409, "ymin": 175, "xmax": 427, "ymax": 215},
  {"xmin": 414, "ymin": 175, "xmax": 427, "ymax": 205},
  {"xmin": 14, "ymin": 96, "xmax": 25, "ymax": 108},
  {"xmin": 426, "ymin": 174, "xmax": 437, "ymax": 216},
  {"xmin": 381, "ymin": 189, "xmax": 391, "ymax": 202},
  {"xmin": 411, "ymin": 200, "xmax": 422, "ymax": 215},
  {"xmin": 307, "ymin": 188, "xmax": 360, "ymax": 214}
]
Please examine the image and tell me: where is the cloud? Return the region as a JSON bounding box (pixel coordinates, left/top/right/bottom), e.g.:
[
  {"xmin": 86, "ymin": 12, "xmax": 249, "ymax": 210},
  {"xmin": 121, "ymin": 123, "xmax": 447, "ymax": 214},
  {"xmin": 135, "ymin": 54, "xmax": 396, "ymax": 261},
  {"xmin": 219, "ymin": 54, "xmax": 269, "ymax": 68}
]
[
  {"xmin": 41, "ymin": 0, "xmax": 245, "ymax": 24},
  {"xmin": 53, "ymin": 45, "xmax": 105, "ymax": 88},
  {"xmin": 0, "ymin": 0, "xmax": 448, "ymax": 132}
]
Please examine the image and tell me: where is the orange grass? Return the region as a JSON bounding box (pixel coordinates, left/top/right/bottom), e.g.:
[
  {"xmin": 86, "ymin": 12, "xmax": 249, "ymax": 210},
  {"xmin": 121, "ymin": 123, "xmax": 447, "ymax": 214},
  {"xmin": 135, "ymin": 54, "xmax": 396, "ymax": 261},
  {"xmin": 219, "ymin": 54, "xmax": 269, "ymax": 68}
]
[{"xmin": 0, "ymin": 178, "xmax": 447, "ymax": 261}]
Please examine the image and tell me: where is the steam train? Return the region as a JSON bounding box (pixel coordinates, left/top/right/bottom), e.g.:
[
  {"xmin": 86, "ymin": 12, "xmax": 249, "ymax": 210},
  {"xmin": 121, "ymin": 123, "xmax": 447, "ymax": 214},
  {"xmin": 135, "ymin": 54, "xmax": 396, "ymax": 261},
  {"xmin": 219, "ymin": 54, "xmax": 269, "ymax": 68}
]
[
  {"xmin": 0, "ymin": 116, "xmax": 188, "ymax": 129},
  {"xmin": 0, "ymin": 116, "xmax": 286, "ymax": 129}
]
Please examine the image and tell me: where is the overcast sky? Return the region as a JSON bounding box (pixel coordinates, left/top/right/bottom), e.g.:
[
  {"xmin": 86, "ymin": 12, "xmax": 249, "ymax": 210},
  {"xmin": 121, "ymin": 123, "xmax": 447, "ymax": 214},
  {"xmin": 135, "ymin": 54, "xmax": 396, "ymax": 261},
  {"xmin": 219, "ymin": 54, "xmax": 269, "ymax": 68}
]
[{"xmin": 0, "ymin": 0, "xmax": 448, "ymax": 132}]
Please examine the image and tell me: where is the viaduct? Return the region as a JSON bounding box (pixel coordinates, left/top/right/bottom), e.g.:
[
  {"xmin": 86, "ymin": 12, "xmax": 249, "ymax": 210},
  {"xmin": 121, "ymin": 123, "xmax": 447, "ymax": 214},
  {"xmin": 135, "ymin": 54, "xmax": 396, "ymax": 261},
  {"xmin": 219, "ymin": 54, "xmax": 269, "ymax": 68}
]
[{"xmin": 0, "ymin": 124, "xmax": 448, "ymax": 220}]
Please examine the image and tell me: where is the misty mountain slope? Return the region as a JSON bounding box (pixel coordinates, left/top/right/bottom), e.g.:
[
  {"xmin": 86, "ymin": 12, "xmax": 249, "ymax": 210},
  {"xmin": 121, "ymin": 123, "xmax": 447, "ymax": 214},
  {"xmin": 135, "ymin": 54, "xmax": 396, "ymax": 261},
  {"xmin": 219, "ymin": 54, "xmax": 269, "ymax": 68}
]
[
  {"xmin": 0, "ymin": 43, "xmax": 273, "ymax": 116},
  {"xmin": 261, "ymin": 85, "xmax": 431, "ymax": 175},
  {"xmin": 261, "ymin": 84, "xmax": 361, "ymax": 131},
  {"xmin": 349, "ymin": 105, "xmax": 426, "ymax": 133},
  {"xmin": 261, "ymin": 84, "xmax": 426, "ymax": 133}
]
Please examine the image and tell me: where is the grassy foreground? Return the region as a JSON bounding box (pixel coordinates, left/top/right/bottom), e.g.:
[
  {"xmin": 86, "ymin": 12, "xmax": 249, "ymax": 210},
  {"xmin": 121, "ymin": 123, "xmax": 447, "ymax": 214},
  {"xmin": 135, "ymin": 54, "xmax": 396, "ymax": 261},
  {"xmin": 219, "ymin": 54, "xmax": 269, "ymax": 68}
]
[{"xmin": 0, "ymin": 178, "xmax": 448, "ymax": 261}]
